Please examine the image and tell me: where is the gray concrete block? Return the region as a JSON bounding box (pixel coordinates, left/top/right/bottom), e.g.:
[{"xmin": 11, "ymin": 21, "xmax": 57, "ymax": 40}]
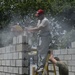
[
  {"xmin": 12, "ymin": 52, "xmax": 18, "ymax": 59},
  {"xmin": 17, "ymin": 35, "xmax": 27, "ymax": 44},
  {"xmin": 71, "ymin": 41, "xmax": 75, "ymax": 48},
  {"xmin": 53, "ymin": 50, "xmax": 60, "ymax": 55},
  {"xmin": 13, "ymin": 67, "xmax": 18, "ymax": 73},
  {"xmin": 72, "ymin": 66, "xmax": 75, "ymax": 72},
  {"xmin": 69, "ymin": 72, "xmax": 75, "ymax": 75},
  {"xmin": 68, "ymin": 49, "xmax": 75, "ymax": 54},
  {"xmin": 72, "ymin": 55, "xmax": 75, "ymax": 60},
  {"xmin": 16, "ymin": 44, "xmax": 30, "ymax": 52},
  {"xmin": 4, "ymin": 67, "xmax": 8, "ymax": 72},
  {"xmin": 10, "ymin": 45, "xmax": 16, "ymax": 52},
  {"xmin": 18, "ymin": 52, "xmax": 22, "ymax": 59},
  {"xmin": 6, "ymin": 60, "xmax": 10, "ymax": 66},
  {"xmin": 68, "ymin": 60, "xmax": 75, "ymax": 66},
  {"xmin": 63, "ymin": 55, "xmax": 71, "ymax": 60},
  {"xmin": 0, "ymin": 66, "xmax": 3, "ymax": 71},
  {"xmin": 13, "ymin": 37, "xmax": 17, "ymax": 44},
  {"xmin": 1, "ymin": 47, "xmax": 6, "ymax": 53},
  {"xmin": 60, "ymin": 49, "xmax": 68, "ymax": 54},
  {"xmin": 2, "ymin": 60, "xmax": 6, "ymax": 66},
  {"xmin": 16, "ymin": 60, "xmax": 22, "ymax": 66},
  {"xmin": 5, "ymin": 46, "xmax": 11, "ymax": 53},
  {"xmin": 10, "ymin": 60, "xmax": 16, "ymax": 66}
]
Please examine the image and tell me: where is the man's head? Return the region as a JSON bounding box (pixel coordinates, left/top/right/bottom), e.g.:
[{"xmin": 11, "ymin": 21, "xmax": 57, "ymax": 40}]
[
  {"xmin": 35, "ymin": 9, "xmax": 44, "ymax": 20},
  {"xmin": 54, "ymin": 57, "xmax": 60, "ymax": 61}
]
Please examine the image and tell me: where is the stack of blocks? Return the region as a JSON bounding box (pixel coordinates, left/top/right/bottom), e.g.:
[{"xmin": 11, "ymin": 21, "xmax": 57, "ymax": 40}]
[
  {"xmin": 0, "ymin": 33, "xmax": 75, "ymax": 75},
  {"xmin": 0, "ymin": 34, "xmax": 31, "ymax": 75},
  {"xmin": 49, "ymin": 42, "xmax": 75, "ymax": 75}
]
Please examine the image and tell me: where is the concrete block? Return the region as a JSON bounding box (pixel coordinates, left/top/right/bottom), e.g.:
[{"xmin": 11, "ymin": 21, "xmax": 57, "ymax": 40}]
[
  {"xmin": 68, "ymin": 60, "xmax": 75, "ymax": 66},
  {"xmin": 6, "ymin": 60, "xmax": 10, "ymax": 66},
  {"xmin": 69, "ymin": 72, "xmax": 75, "ymax": 75},
  {"xmin": 68, "ymin": 66, "xmax": 72, "ymax": 71},
  {"xmin": 16, "ymin": 60, "xmax": 22, "ymax": 66},
  {"xmin": 72, "ymin": 55, "xmax": 75, "ymax": 60},
  {"xmin": 1, "ymin": 47, "xmax": 6, "ymax": 53},
  {"xmin": 10, "ymin": 60, "xmax": 16, "ymax": 66},
  {"xmin": 2, "ymin": 60, "xmax": 6, "ymax": 66},
  {"xmin": 0, "ymin": 66, "xmax": 3, "ymax": 71},
  {"xmin": 13, "ymin": 37, "xmax": 17, "ymax": 44},
  {"xmin": 53, "ymin": 50, "xmax": 60, "ymax": 55},
  {"xmin": 68, "ymin": 49, "xmax": 75, "ymax": 54},
  {"xmin": 18, "ymin": 52, "xmax": 22, "ymax": 59},
  {"xmin": 12, "ymin": 52, "xmax": 18, "ymax": 59},
  {"xmin": 72, "ymin": 66, "xmax": 75, "ymax": 72},
  {"xmin": 13, "ymin": 67, "xmax": 18, "ymax": 73},
  {"xmin": 60, "ymin": 49, "xmax": 68, "ymax": 54},
  {"xmin": 4, "ymin": 54, "xmax": 7, "ymax": 59},
  {"xmin": 17, "ymin": 35, "xmax": 27, "ymax": 44},
  {"xmin": 6, "ymin": 73, "xmax": 11, "ymax": 75},
  {"xmin": 10, "ymin": 45, "xmax": 16, "ymax": 52},
  {"xmin": 1, "ymin": 72, "xmax": 6, "ymax": 75},
  {"xmin": 8, "ymin": 67, "xmax": 13, "ymax": 73},
  {"xmin": 5, "ymin": 46, "xmax": 11, "ymax": 53},
  {"xmin": 18, "ymin": 67, "xmax": 23, "ymax": 74},
  {"xmin": 4, "ymin": 67, "xmax": 8, "ymax": 72},
  {"xmin": 71, "ymin": 41, "xmax": 75, "ymax": 48},
  {"xmin": 16, "ymin": 44, "xmax": 30, "ymax": 52},
  {"xmin": 63, "ymin": 55, "xmax": 71, "ymax": 60}
]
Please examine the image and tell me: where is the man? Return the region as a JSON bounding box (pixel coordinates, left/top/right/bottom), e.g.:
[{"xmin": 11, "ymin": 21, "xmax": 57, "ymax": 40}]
[
  {"xmin": 49, "ymin": 52, "xmax": 69, "ymax": 75},
  {"xmin": 27, "ymin": 9, "xmax": 51, "ymax": 72}
]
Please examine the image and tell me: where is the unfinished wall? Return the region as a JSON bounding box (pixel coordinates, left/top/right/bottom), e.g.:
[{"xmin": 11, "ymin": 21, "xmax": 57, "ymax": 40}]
[
  {"xmin": 0, "ymin": 34, "xmax": 31, "ymax": 75},
  {"xmin": 0, "ymin": 33, "xmax": 75, "ymax": 75},
  {"xmin": 51, "ymin": 42, "xmax": 75, "ymax": 75}
]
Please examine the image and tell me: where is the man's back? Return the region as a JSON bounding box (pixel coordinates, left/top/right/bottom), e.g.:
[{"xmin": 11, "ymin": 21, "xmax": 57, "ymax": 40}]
[{"xmin": 56, "ymin": 61, "xmax": 69, "ymax": 75}]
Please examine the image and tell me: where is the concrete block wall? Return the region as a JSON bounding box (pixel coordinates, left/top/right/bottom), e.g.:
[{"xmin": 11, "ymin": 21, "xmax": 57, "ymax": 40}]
[
  {"xmin": 0, "ymin": 34, "xmax": 31, "ymax": 75},
  {"xmin": 0, "ymin": 32, "xmax": 75, "ymax": 75},
  {"xmin": 52, "ymin": 48, "xmax": 75, "ymax": 75}
]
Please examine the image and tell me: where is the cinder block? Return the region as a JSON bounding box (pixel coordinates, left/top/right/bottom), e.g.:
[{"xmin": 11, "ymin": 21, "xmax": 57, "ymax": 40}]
[
  {"xmin": 13, "ymin": 67, "xmax": 18, "ymax": 73},
  {"xmin": 72, "ymin": 66, "xmax": 75, "ymax": 72},
  {"xmin": 13, "ymin": 37, "xmax": 17, "ymax": 44},
  {"xmin": 10, "ymin": 45, "xmax": 16, "ymax": 52},
  {"xmin": 69, "ymin": 72, "xmax": 75, "ymax": 75},
  {"xmin": 17, "ymin": 35, "xmax": 27, "ymax": 44},
  {"xmin": 16, "ymin": 60, "xmax": 22, "ymax": 66},
  {"xmin": 53, "ymin": 50, "xmax": 60, "ymax": 55},
  {"xmin": 12, "ymin": 52, "xmax": 18, "ymax": 59},
  {"xmin": 6, "ymin": 60, "xmax": 10, "ymax": 66},
  {"xmin": 60, "ymin": 49, "xmax": 68, "ymax": 54},
  {"xmin": 5, "ymin": 46, "xmax": 10, "ymax": 53},
  {"xmin": 10, "ymin": 60, "xmax": 16, "ymax": 66},
  {"xmin": 6, "ymin": 73, "xmax": 11, "ymax": 75},
  {"xmin": 8, "ymin": 67, "xmax": 13, "ymax": 73},
  {"xmin": 18, "ymin": 67, "xmax": 23, "ymax": 74},
  {"xmin": 68, "ymin": 60, "xmax": 75, "ymax": 66},
  {"xmin": 72, "ymin": 55, "xmax": 75, "ymax": 60},
  {"xmin": 0, "ymin": 66, "xmax": 3, "ymax": 71},
  {"xmin": 1, "ymin": 47, "xmax": 6, "ymax": 53},
  {"xmin": 2, "ymin": 60, "xmax": 6, "ymax": 66},
  {"xmin": 63, "ymin": 55, "xmax": 71, "ymax": 60},
  {"xmin": 68, "ymin": 49, "xmax": 75, "ymax": 54},
  {"xmin": 16, "ymin": 44, "xmax": 30, "ymax": 52},
  {"xmin": 18, "ymin": 52, "xmax": 22, "ymax": 59},
  {"xmin": 71, "ymin": 41, "xmax": 75, "ymax": 48},
  {"xmin": 4, "ymin": 67, "xmax": 8, "ymax": 72}
]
